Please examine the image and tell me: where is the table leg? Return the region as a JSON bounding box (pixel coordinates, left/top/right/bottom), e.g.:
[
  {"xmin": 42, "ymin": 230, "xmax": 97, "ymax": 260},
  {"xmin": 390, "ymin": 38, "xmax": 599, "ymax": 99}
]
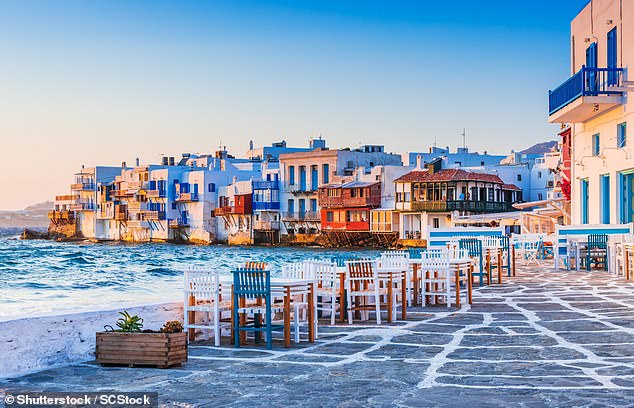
[
  {"xmin": 401, "ymin": 274, "xmax": 407, "ymax": 320},
  {"xmin": 239, "ymin": 298, "xmax": 247, "ymax": 344},
  {"xmin": 308, "ymin": 283, "xmax": 315, "ymax": 343},
  {"xmin": 434, "ymin": 270, "xmax": 439, "ymax": 305},
  {"xmin": 511, "ymin": 246, "xmax": 515, "ymax": 277},
  {"xmin": 455, "ymin": 269, "xmax": 460, "ymax": 308},
  {"xmin": 339, "ymin": 273, "xmax": 346, "ymax": 323},
  {"xmin": 284, "ymin": 287, "xmax": 291, "ymax": 348},
  {"xmin": 486, "ymin": 252, "xmax": 492, "ymax": 285},
  {"xmin": 413, "ymin": 264, "xmax": 420, "ymax": 306},
  {"xmin": 626, "ymin": 250, "xmax": 631, "ymax": 280},
  {"xmin": 497, "ymin": 251, "xmax": 503, "ymax": 284},
  {"xmin": 387, "ymin": 277, "xmax": 393, "ymax": 323},
  {"xmin": 425, "ymin": 270, "xmax": 431, "ymax": 305},
  {"xmin": 188, "ymin": 294, "xmax": 196, "ymax": 342},
  {"xmin": 468, "ymin": 264, "xmax": 473, "ymax": 305}
]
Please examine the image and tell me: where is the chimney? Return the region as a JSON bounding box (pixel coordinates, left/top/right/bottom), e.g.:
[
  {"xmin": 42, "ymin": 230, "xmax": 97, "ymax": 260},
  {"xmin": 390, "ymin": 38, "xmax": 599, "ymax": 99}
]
[
  {"xmin": 415, "ymin": 155, "xmax": 423, "ymax": 170},
  {"xmin": 122, "ymin": 161, "xmax": 126, "ymax": 168},
  {"xmin": 249, "ymin": 140, "xmax": 254, "ymax": 151},
  {"xmin": 135, "ymin": 157, "xmax": 140, "ymax": 167}
]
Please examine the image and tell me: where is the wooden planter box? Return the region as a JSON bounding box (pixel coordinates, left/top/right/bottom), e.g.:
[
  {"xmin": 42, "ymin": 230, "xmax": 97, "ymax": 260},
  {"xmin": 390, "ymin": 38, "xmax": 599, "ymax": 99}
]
[{"xmin": 96, "ymin": 332, "xmax": 187, "ymax": 368}]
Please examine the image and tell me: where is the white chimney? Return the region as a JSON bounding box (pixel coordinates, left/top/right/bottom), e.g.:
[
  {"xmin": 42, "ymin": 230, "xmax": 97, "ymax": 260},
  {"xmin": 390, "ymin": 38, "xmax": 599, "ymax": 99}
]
[{"xmin": 415, "ymin": 155, "xmax": 423, "ymax": 170}]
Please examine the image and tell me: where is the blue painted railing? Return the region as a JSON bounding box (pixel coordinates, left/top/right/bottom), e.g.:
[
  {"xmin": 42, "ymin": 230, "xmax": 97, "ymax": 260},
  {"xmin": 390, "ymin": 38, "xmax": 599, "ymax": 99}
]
[
  {"xmin": 253, "ymin": 181, "xmax": 279, "ymax": 190},
  {"xmin": 253, "ymin": 201, "xmax": 280, "ymax": 211},
  {"xmin": 548, "ymin": 66, "xmax": 624, "ymax": 115}
]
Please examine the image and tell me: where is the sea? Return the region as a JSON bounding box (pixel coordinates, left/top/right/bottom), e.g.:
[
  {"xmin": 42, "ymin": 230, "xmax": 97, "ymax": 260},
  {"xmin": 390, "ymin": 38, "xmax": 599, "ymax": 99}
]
[{"xmin": 0, "ymin": 228, "xmax": 379, "ymax": 321}]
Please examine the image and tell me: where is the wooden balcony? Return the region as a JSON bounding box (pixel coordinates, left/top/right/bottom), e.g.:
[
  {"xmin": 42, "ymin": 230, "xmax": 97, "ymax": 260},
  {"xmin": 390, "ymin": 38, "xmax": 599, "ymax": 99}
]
[
  {"xmin": 144, "ymin": 211, "xmax": 166, "ymax": 221},
  {"xmin": 168, "ymin": 218, "xmax": 189, "ymax": 228},
  {"xmin": 55, "ymin": 195, "xmax": 78, "ymax": 202},
  {"xmin": 146, "ymin": 190, "xmax": 166, "ymax": 198},
  {"xmin": 48, "ymin": 210, "xmax": 74, "ymax": 220},
  {"xmin": 406, "ymin": 200, "xmax": 515, "ymax": 213},
  {"xmin": 253, "ymin": 220, "xmax": 280, "ymax": 231},
  {"xmin": 281, "ymin": 211, "xmax": 320, "ymax": 222},
  {"xmin": 175, "ymin": 192, "xmax": 199, "ymax": 202},
  {"xmin": 128, "ymin": 220, "xmax": 150, "ymax": 229},
  {"xmin": 71, "ymin": 182, "xmax": 95, "ymax": 191}
]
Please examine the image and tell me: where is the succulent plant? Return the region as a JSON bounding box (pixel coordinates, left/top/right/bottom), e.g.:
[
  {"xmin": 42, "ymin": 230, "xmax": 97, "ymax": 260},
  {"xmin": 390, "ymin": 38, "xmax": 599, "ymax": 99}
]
[
  {"xmin": 161, "ymin": 321, "xmax": 183, "ymax": 334},
  {"xmin": 115, "ymin": 311, "xmax": 144, "ymax": 333}
]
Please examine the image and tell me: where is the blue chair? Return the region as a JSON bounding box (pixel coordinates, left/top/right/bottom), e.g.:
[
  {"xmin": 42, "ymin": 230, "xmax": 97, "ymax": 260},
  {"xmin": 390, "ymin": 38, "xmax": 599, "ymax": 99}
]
[
  {"xmin": 331, "ymin": 255, "xmax": 358, "ymax": 268},
  {"xmin": 407, "ymin": 248, "xmax": 424, "ymax": 260},
  {"xmin": 232, "ymin": 268, "xmax": 283, "ymax": 350},
  {"xmin": 459, "ymin": 238, "xmax": 485, "ymax": 286},
  {"xmin": 499, "ymin": 235, "xmax": 513, "ymax": 277},
  {"xmin": 586, "ymin": 234, "xmax": 608, "ymax": 271}
]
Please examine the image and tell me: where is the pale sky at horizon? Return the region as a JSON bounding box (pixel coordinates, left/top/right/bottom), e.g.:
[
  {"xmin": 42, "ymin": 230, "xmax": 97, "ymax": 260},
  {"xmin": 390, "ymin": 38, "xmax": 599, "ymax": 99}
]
[{"xmin": 0, "ymin": 0, "xmax": 585, "ymax": 210}]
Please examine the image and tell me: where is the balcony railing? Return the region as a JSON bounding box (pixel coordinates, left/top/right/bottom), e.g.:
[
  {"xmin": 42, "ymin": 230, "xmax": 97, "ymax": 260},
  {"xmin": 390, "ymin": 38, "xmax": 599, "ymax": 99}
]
[
  {"xmin": 146, "ymin": 189, "xmax": 166, "ymax": 198},
  {"xmin": 55, "ymin": 195, "xmax": 78, "ymax": 202},
  {"xmin": 548, "ymin": 66, "xmax": 624, "ymax": 115},
  {"xmin": 168, "ymin": 218, "xmax": 189, "ymax": 228},
  {"xmin": 144, "ymin": 210, "xmax": 166, "ymax": 221},
  {"xmin": 48, "ymin": 210, "xmax": 74, "ymax": 220},
  {"xmin": 175, "ymin": 192, "xmax": 199, "ymax": 202},
  {"xmin": 281, "ymin": 211, "xmax": 321, "ymax": 221},
  {"xmin": 409, "ymin": 200, "xmax": 515, "ymax": 213},
  {"xmin": 71, "ymin": 182, "xmax": 95, "ymax": 191},
  {"xmin": 70, "ymin": 202, "xmax": 95, "ymax": 211},
  {"xmin": 253, "ymin": 220, "xmax": 281, "ymax": 231},
  {"xmin": 253, "ymin": 181, "xmax": 279, "ymax": 190},
  {"xmin": 253, "ymin": 201, "xmax": 280, "ymax": 211},
  {"xmin": 128, "ymin": 220, "xmax": 150, "ymax": 229}
]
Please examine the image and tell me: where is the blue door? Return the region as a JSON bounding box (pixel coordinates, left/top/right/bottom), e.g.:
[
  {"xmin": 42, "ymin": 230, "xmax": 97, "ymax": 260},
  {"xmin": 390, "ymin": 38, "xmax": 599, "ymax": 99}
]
[
  {"xmin": 586, "ymin": 43, "xmax": 598, "ymax": 94},
  {"xmin": 299, "ymin": 166, "xmax": 306, "ymax": 191},
  {"xmin": 311, "ymin": 165, "xmax": 318, "ymax": 191},
  {"xmin": 581, "ymin": 179, "xmax": 589, "ymax": 224},
  {"xmin": 299, "ymin": 199, "xmax": 305, "ymax": 217},
  {"xmin": 607, "ymin": 28, "xmax": 617, "ymax": 85},
  {"xmin": 622, "ymin": 174, "xmax": 634, "ymax": 223},
  {"xmin": 601, "ymin": 175, "xmax": 610, "ymax": 224}
]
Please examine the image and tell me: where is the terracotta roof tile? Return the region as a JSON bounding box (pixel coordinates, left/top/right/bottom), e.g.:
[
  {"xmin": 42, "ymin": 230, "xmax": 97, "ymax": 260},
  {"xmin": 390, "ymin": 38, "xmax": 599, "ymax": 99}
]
[{"xmin": 394, "ymin": 168, "xmax": 505, "ymax": 184}]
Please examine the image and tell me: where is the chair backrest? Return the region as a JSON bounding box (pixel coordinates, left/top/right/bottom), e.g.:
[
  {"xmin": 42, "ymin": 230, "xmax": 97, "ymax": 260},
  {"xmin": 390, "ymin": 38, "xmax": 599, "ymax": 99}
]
[
  {"xmin": 407, "ymin": 247, "xmax": 424, "ymax": 259},
  {"xmin": 555, "ymin": 224, "xmax": 633, "ymax": 256},
  {"xmin": 346, "ymin": 259, "xmax": 377, "ymax": 282},
  {"xmin": 309, "ymin": 260, "xmax": 338, "ymax": 288},
  {"xmin": 331, "ymin": 255, "xmax": 358, "ymax": 267},
  {"xmin": 447, "ymin": 246, "xmax": 470, "ymax": 260},
  {"xmin": 428, "ymin": 227, "xmax": 505, "ymax": 248},
  {"xmin": 232, "ymin": 268, "xmax": 271, "ymax": 300},
  {"xmin": 245, "ymin": 261, "xmax": 268, "ymax": 270},
  {"xmin": 588, "ymin": 233, "xmax": 608, "ymax": 249},
  {"xmin": 421, "ymin": 249, "xmax": 450, "ymax": 270},
  {"xmin": 184, "ymin": 267, "xmax": 221, "ymax": 301},
  {"xmin": 459, "ymin": 238, "xmax": 483, "ymax": 258},
  {"xmin": 380, "ymin": 251, "xmax": 409, "ymax": 269},
  {"xmin": 281, "ymin": 262, "xmax": 307, "ymax": 280}
]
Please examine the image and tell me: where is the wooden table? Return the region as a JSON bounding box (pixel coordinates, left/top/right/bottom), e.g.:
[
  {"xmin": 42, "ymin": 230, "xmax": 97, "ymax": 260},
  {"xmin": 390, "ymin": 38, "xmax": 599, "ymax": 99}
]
[
  {"xmin": 376, "ymin": 268, "xmax": 408, "ymax": 322},
  {"xmin": 270, "ymin": 278, "xmax": 315, "ymax": 348}
]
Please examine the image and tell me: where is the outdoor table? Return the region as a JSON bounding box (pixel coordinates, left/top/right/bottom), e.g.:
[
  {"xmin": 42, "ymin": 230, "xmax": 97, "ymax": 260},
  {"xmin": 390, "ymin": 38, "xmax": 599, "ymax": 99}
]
[
  {"xmin": 624, "ymin": 244, "xmax": 634, "ymax": 280},
  {"xmin": 568, "ymin": 239, "xmax": 588, "ymax": 271}
]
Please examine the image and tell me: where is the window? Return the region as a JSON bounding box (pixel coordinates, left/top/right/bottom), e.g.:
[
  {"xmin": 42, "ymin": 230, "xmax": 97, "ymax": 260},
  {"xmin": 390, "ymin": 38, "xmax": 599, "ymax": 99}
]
[
  {"xmin": 480, "ymin": 161, "xmax": 484, "ymax": 166},
  {"xmin": 326, "ymin": 211, "xmax": 333, "ymax": 222},
  {"xmin": 288, "ymin": 166, "xmax": 295, "ymax": 185},
  {"xmin": 208, "ymin": 183, "xmax": 215, "ymax": 192},
  {"xmin": 322, "ymin": 164, "xmax": 330, "ymax": 184},
  {"xmin": 432, "ymin": 218, "xmax": 439, "ymax": 229},
  {"xmin": 618, "ymin": 123, "xmax": 627, "ymax": 148},
  {"xmin": 607, "ymin": 28, "xmax": 618, "ymax": 85},
  {"xmin": 538, "ymin": 193, "xmax": 543, "ymax": 201},
  {"xmin": 171, "ymin": 203, "xmax": 177, "ymax": 210},
  {"xmin": 592, "ymin": 134, "xmax": 600, "ymax": 156},
  {"xmin": 517, "ymin": 174, "xmax": 522, "ymax": 182},
  {"xmin": 538, "ymin": 171, "xmax": 542, "ymax": 178}
]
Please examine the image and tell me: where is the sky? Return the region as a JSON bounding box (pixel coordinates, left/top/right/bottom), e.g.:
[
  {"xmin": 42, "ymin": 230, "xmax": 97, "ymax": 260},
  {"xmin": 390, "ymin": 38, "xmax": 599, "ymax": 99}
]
[{"xmin": 0, "ymin": 0, "xmax": 587, "ymax": 210}]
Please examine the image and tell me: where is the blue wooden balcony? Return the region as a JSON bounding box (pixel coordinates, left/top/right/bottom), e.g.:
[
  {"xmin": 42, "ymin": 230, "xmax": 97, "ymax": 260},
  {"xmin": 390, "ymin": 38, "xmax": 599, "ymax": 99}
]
[
  {"xmin": 253, "ymin": 181, "xmax": 279, "ymax": 190},
  {"xmin": 548, "ymin": 66, "xmax": 624, "ymax": 123},
  {"xmin": 253, "ymin": 201, "xmax": 280, "ymax": 211}
]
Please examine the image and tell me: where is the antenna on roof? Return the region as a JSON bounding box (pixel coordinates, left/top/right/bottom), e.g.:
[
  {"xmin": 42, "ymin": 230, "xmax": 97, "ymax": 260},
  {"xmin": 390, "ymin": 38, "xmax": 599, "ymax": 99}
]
[
  {"xmin": 433, "ymin": 135, "xmax": 437, "ymax": 147},
  {"xmin": 460, "ymin": 128, "xmax": 466, "ymax": 149}
]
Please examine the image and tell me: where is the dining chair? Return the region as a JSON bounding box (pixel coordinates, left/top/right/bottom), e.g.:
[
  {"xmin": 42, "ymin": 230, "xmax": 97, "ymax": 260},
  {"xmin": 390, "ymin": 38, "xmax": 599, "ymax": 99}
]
[
  {"xmin": 232, "ymin": 268, "xmax": 283, "ymax": 350},
  {"xmin": 281, "ymin": 262, "xmax": 315, "ymax": 342},
  {"xmin": 345, "ymin": 259, "xmax": 391, "ymax": 325},
  {"xmin": 308, "ymin": 260, "xmax": 340, "ymax": 325},
  {"xmin": 586, "ymin": 234, "xmax": 608, "ymax": 271},
  {"xmin": 380, "ymin": 251, "xmax": 411, "ymax": 307},
  {"xmin": 420, "ymin": 250, "xmax": 452, "ymax": 308},
  {"xmin": 183, "ymin": 266, "xmax": 231, "ymax": 346},
  {"xmin": 245, "ymin": 262, "xmax": 268, "ymax": 270},
  {"xmin": 459, "ymin": 238, "xmax": 485, "ymax": 286}
]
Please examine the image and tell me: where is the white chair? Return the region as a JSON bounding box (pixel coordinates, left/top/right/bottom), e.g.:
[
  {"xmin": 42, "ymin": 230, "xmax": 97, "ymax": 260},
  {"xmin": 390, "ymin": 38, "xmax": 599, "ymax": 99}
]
[
  {"xmin": 183, "ymin": 267, "xmax": 231, "ymax": 346},
  {"xmin": 380, "ymin": 250, "xmax": 410, "ymax": 307},
  {"xmin": 345, "ymin": 259, "xmax": 391, "ymax": 325},
  {"xmin": 281, "ymin": 262, "xmax": 315, "ymax": 343},
  {"xmin": 307, "ymin": 260, "xmax": 340, "ymax": 326},
  {"xmin": 421, "ymin": 250, "xmax": 452, "ymax": 308}
]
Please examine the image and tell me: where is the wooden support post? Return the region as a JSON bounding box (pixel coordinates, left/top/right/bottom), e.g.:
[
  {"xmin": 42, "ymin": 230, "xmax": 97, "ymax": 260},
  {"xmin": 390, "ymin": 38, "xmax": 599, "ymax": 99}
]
[
  {"xmin": 284, "ymin": 286, "xmax": 291, "ymax": 348},
  {"xmin": 188, "ymin": 295, "xmax": 196, "ymax": 342},
  {"xmin": 401, "ymin": 273, "xmax": 407, "ymax": 320},
  {"xmin": 308, "ymin": 283, "xmax": 315, "ymax": 343},
  {"xmin": 387, "ymin": 277, "xmax": 393, "ymax": 323},
  {"xmin": 497, "ymin": 251, "xmax": 503, "ymax": 284},
  {"xmin": 455, "ymin": 268, "xmax": 461, "ymax": 308}
]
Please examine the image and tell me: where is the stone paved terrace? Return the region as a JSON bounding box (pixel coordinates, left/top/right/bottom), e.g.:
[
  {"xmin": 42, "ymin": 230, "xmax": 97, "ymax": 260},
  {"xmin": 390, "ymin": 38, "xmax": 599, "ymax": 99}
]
[{"xmin": 4, "ymin": 261, "xmax": 634, "ymax": 407}]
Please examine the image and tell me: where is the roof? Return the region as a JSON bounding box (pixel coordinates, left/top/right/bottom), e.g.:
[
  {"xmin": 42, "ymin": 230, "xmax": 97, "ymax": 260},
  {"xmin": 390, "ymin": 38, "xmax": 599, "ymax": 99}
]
[
  {"xmin": 325, "ymin": 180, "xmax": 379, "ymax": 189},
  {"xmin": 501, "ymin": 183, "xmax": 522, "ymax": 191},
  {"xmin": 394, "ymin": 168, "xmax": 505, "ymax": 184}
]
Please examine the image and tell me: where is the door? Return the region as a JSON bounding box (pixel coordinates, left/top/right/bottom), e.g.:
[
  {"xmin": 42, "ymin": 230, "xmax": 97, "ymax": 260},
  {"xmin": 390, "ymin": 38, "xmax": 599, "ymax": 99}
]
[
  {"xmin": 299, "ymin": 166, "xmax": 307, "ymax": 191},
  {"xmin": 586, "ymin": 43, "xmax": 598, "ymax": 94},
  {"xmin": 623, "ymin": 174, "xmax": 634, "ymax": 223},
  {"xmin": 607, "ymin": 28, "xmax": 617, "ymax": 85},
  {"xmin": 311, "ymin": 165, "xmax": 318, "ymax": 191},
  {"xmin": 299, "ymin": 199, "xmax": 306, "ymax": 217},
  {"xmin": 601, "ymin": 175, "xmax": 610, "ymax": 224},
  {"xmin": 581, "ymin": 179, "xmax": 589, "ymax": 224}
]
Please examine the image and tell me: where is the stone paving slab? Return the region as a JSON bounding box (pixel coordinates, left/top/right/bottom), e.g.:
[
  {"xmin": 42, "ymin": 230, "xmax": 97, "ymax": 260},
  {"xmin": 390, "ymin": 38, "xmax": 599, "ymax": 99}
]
[{"xmin": 3, "ymin": 261, "xmax": 634, "ymax": 407}]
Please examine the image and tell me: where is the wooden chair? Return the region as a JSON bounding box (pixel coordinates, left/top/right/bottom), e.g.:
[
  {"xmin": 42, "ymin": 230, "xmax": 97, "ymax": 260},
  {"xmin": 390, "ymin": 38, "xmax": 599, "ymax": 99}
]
[
  {"xmin": 183, "ymin": 267, "xmax": 231, "ymax": 346},
  {"xmin": 345, "ymin": 260, "xmax": 391, "ymax": 325},
  {"xmin": 420, "ymin": 250, "xmax": 452, "ymax": 308},
  {"xmin": 459, "ymin": 238, "xmax": 486, "ymax": 286},
  {"xmin": 586, "ymin": 234, "xmax": 608, "ymax": 271},
  {"xmin": 245, "ymin": 262, "xmax": 268, "ymax": 270},
  {"xmin": 232, "ymin": 268, "xmax": 283, "ymax": 350}
]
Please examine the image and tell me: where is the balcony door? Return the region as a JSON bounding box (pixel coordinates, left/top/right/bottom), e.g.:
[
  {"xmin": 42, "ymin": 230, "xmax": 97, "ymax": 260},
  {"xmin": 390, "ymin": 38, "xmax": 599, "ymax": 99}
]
[
  {"xmin": 607, "ymin": 28, "xmax": 617, "ymax": 85},
  {"xmin": 622, "ymin": 173, "xmax": 634, "ymax": 223},
  {"xmin": 299, "ymin": 199, "xmax": 306, "ymax": 217},
  {"xmin": 586, "ymin": 43, "xmax": 598, "ymax": 94},
  {"xmin": 299, "ymin": 166, "xmax": 307, "ymax": 191}
]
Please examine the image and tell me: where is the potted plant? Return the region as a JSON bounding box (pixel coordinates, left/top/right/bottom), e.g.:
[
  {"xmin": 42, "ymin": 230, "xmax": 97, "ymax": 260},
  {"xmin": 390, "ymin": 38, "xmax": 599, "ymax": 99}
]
[{"xmin": 95, "ymin": 311, "xmax": 187, "ymax": 368}]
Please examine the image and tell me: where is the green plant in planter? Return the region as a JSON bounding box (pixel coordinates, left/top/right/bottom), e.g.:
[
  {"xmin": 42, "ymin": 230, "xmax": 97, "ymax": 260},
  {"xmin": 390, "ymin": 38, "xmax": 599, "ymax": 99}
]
[
  {"xmin": 161, "ymin": 321, "xmax": 183, "ymax": 334},
  {"xmin": 115, "ymin": 311, "xmax": 144, "ymax": 333}
]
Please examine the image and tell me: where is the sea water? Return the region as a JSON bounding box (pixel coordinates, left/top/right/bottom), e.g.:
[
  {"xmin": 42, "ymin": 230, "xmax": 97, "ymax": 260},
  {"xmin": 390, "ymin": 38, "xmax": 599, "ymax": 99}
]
[{"xmin": 0, "ymin": 228, "xmax": 378, "ymax": 321}]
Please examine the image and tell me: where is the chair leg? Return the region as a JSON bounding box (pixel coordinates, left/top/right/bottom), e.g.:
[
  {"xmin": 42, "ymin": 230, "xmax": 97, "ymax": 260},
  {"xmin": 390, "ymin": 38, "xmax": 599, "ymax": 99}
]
[
  {"xmin": 294, "ymin": 307, "xmax": 300, "ymax": 344},
  {"xmin": 214, "ymin": 307, "xmax": 220, "ymax": 347},
  {"xmin": 233, "ymin": 309, "xmax": 241, "ymax": 348},
  {"xmin": 347, "ymin": 292, "xmax": 353, "ymax": 324},
  {"xmin": 375, "ymin": 291, "xmax": 382, "ymax": 325}
]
